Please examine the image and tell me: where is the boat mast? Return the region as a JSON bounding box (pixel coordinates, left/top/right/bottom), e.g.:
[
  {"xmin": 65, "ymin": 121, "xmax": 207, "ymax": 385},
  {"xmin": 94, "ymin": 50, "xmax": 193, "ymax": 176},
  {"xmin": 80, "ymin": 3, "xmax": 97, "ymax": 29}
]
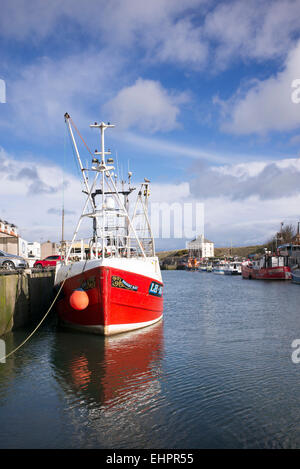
[
  {"xmin": 64, "ymin": 114, "xmax": 148, "ymax": 262},
  {"xmin": 90, "ymin": 122, "xmax": 115, "ymax": 259}
]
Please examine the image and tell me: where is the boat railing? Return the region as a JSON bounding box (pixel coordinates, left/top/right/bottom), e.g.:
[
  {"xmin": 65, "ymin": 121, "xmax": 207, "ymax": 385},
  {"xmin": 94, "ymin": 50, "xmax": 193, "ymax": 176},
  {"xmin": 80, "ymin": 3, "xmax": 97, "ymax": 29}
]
[{"xmin": 61, "ymin": 235, "xmax": 155, "ymax": 262}]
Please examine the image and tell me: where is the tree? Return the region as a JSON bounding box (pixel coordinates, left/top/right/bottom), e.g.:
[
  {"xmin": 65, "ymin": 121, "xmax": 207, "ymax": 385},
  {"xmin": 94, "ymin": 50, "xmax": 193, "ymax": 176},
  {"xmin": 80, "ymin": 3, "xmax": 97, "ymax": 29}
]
[
  {"xmin": 266, "ymin": 223, "xmax": 296, "ymax": 252},
  {"xmin": 278, "ymin": 224, "xmax": 296, "ymax": 244}
]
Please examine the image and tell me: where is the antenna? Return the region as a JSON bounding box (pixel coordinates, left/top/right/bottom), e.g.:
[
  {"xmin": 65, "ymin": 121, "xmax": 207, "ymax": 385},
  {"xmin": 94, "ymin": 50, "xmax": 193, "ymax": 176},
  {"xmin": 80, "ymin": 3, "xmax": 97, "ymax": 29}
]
[{"xmin": 89, "ymin": 121, "xmax": 115, "ymax": 165}]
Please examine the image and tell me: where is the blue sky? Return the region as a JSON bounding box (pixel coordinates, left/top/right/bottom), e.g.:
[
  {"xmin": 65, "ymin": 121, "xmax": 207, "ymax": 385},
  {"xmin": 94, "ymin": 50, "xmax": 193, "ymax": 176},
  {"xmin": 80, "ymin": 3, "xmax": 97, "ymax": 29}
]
[{"xmin": 1, "ymin": 0, "xmax": 300, "ymax": 249}]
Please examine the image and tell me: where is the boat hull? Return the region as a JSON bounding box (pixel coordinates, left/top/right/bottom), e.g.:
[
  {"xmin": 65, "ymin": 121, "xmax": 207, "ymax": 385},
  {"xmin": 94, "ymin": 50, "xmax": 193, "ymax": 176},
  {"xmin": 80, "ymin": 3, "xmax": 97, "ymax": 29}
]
[
  {"xmin": 224, "ymin": 270, "xmax": 241, "ymax": 275},
  {"xmin": 291, "ymin": 270, "xmax": 300, "ymax": 284},
  {"xmin": 242, "ymin": 265, "xmax": 291, "ymax": 280},
  {"xmin": 55, "ymin": 263, "xmax": 163, "ymax": 335}
]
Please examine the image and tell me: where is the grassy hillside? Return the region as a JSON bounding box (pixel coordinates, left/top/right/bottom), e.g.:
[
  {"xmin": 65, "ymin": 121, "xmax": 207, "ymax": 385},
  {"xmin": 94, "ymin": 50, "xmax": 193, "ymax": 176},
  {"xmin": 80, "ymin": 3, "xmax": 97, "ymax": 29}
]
[
  {"xmin": 157, "ymin": 244, "xmax": 265, "ymax": 261},
  {"xmin": 214, "ymin": 245, "xmax": 266, "ymax": 258},
  {"xmin": 157, "ymin": 249, "xmax": 188, "ymax": 260}
]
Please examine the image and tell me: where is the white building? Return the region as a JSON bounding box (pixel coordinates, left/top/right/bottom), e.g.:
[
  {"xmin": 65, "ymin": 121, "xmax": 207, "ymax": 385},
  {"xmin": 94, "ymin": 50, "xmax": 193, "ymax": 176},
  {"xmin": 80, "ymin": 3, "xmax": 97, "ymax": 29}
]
[
  {"xmin": 187, "ymin": 234, "xmax": 214, "ymax": 258},
  {"xmin": 27, "ymin": 242, "xmax": 41, "ymax": 259},
  {"xmin": 0, "ymin": 217, "xmax": 41, "ymax": 266},
  {"xmin": 0, "ymin": 219, "xmax": 18, "ymax": 238}
]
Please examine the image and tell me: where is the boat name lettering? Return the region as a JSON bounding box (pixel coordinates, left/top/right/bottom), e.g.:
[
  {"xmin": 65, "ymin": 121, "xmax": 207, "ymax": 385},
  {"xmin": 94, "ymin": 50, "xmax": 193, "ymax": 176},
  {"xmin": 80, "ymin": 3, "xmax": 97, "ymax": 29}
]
[
  {"xmin": 149, "ymin": 282, "xmax": 163, "ymax": 297},
  {"xmin": 111, "ymin": 276, "xmax": 138, "ymax": 291}
]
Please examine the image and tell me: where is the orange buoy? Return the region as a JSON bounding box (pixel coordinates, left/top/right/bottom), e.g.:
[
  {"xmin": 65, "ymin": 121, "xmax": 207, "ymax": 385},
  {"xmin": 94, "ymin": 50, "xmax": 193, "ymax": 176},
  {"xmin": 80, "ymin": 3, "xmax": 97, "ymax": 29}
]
[{"xmin": 69, "ymin": 289, "xmax": 89, "ymax": 310}]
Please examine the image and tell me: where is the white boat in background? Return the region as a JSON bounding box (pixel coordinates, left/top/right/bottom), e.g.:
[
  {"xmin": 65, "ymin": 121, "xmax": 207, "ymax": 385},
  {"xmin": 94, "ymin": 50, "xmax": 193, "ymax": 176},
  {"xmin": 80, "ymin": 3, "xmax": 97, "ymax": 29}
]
[
  {"xmin": 224, "ymin": 262, "xmax": 242, "ymax": 275},
  {"xmin": 213, "ymin": 262, "xmax": 227, "ymax": 274}
]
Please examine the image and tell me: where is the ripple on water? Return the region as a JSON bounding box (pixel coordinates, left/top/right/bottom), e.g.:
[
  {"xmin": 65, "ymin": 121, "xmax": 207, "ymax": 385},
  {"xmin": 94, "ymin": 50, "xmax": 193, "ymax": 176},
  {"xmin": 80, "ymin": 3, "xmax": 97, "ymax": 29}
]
[{"xmin": 1, "ymin": 272, "xmax": 300, "ymax": 448}]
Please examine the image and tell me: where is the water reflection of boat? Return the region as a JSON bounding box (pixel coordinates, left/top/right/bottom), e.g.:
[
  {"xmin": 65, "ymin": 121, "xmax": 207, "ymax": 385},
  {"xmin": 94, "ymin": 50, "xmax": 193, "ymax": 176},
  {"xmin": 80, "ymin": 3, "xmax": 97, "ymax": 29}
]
[{"xmin": 52, "ymin": 321, "xmax": 164, "ymax": 408}]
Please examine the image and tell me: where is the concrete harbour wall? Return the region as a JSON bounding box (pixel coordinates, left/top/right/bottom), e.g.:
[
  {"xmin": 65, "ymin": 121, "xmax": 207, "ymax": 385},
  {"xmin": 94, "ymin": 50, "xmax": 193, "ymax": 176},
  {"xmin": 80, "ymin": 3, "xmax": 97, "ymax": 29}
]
[{"xmin": 0, "ymin": 271, "xmax": 55, "ymax": 336}]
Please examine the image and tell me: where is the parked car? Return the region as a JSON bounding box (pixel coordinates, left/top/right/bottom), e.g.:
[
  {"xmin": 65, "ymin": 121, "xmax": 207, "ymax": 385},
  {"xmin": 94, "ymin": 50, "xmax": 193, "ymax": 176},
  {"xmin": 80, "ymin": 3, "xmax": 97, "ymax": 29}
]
[
  {"xmin": 33, "ymin": 255, "xmax": 63, "ymax": 270},
  {"xmin": 0, "ymin": 249, "xmax": 28, "ymax": 270}
]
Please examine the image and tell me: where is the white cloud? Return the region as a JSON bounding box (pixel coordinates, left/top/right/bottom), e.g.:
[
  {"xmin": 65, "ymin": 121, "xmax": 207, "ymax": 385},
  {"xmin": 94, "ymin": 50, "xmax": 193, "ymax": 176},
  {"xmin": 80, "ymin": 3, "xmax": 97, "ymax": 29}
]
[
  {"xmin": 0, "ymin": 147, "xmax": 83, "ymax": 241},
  {"xmin": 148, "ymin": 157, "xmax": 300, "ymax": 247},
  {"xmin": 145, "ymin": 17, "xmax": 208, "ymax": 69},
  {"xmin": 2, "ymin": 0, "xmax": 300, "ymax": 74},
  {"xmin": 150, "ymin": 182, "xmax": 190, "ymax": 204},
  {"xmin": 150, "ymin": 179, "xmax": 300, "ymax": 248},
  {"xmin": 1, "ymin": 50, "xmax": 124, "ymax": 139},
  {"xmin": 103, "ymin": 78, "xmax": 189, "ymax": 132},
  {"xmin": 190, "ymin": 156, "xmax": 300, "ymax": 200},
  {"xmin": 217, "ymin": 40, "xmax": 300, "ymax": 134},
  {"xmin": 122, "ymin": 131, "xmax": 275, "ymax": 165},
  {"xmin": 204, "ymin": 0, "xmax": 300, "ymax": 69},
  {"xmin": 2, "ymin": 146, "xmax": 300, "ymax": 248},
  {"xmin": 203, "ymin": 194, "xmax": 300, "ymax": 246},
  {"xmin": 184, "ymin": 156, "xmax": 300, "ymax": 245},
  {"xmin": 0, "ymin": 0, "xmax": 208, "ymax": 69},
  {"xmin": 3, "ymin": 0, "xmax": 300, "ymax": 145},
  {"xmin": 0, "ymin": 0, "xmax": 204, "ymax": 42}
]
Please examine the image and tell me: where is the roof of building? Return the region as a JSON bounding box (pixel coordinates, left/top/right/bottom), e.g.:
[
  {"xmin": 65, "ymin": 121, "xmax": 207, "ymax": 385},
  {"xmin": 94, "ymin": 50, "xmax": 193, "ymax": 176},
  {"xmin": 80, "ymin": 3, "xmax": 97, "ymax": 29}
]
[{"xmin": 188, "ymin": 235, "xmax": 214, "ymax": 244}]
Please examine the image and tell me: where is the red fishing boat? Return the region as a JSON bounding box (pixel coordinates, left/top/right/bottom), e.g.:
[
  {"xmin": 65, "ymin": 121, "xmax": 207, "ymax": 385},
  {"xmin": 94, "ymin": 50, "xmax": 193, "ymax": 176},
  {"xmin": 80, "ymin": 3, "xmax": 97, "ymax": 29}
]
[
  {"xmin": 54, "ymin": 114, "xmax": 163, "ymax": 335},
  {"xmin": 241, "ymin": 254, "xmax": 291, "ymax": 280}
]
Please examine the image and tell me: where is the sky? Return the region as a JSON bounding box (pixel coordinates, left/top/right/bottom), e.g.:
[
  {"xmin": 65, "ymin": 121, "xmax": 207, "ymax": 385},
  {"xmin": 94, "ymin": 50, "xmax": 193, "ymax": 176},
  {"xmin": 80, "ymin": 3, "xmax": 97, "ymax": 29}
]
[{"xmin": 1, "ymin": 0, "xmax": 300, "ymax": 249}]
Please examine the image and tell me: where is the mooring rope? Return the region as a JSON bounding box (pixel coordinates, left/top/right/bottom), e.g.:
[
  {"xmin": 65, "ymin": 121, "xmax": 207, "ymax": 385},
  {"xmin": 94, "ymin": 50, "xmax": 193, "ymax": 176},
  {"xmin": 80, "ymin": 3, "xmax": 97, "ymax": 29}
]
[{"xmin": 0, "ymin": 276, "xmax": 67, "ymax": 362}]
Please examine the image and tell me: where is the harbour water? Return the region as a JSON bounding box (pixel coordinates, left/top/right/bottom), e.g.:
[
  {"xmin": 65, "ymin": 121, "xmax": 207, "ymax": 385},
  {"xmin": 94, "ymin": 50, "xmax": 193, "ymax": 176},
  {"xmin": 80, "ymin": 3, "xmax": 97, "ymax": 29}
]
[{"xmin": 1, "ymin": 270, "xmax": 300, "ymax": 448}]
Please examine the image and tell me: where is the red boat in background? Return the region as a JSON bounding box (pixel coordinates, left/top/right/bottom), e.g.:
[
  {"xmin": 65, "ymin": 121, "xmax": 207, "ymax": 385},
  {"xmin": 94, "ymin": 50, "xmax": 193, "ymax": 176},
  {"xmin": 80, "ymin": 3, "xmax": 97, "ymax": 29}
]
[{"xmin": 242, "ymin": 254, "xmax": 291, "ymax": 280}]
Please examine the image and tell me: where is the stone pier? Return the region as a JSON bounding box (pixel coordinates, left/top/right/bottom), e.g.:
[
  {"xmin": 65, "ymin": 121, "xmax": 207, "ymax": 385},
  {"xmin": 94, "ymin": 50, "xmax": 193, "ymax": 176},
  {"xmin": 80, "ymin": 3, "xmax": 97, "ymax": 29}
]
[{"xmin": 0, "ymin": 270, "xmax": 55, "ymax": 336}]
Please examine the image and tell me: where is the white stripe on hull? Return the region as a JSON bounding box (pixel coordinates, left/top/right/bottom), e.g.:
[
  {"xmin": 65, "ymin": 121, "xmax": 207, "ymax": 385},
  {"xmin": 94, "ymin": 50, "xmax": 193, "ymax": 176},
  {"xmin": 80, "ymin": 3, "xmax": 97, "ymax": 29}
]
[
  {"xmin": 60, "ymin": 315, "xmax": 163, "ymax": 336},
  {"xmin": 55, "ymin": 256, "xmax": 162, "ymax": 285}
]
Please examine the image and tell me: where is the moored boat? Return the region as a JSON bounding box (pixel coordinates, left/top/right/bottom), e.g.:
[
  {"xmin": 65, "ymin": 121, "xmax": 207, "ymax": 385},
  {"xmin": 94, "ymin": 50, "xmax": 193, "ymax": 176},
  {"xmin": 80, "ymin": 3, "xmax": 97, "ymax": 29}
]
[
  {"xmin": 186, "ymin": 257, "xmax": 199, "ymax": 271},
  {"xmin": 241, "ymin": 255, "xmax": 291, "ymax": 280},
  {"xmin": 213, "ymin": 261, "xmax": 227, "ymax": 274},
  {"xmin": 54, "ymin": 114, "xmax": 163, "ymax": 336},
  {"xmin": 224, "ymin": 261, "xmax": 242, "ymax": 275}
]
